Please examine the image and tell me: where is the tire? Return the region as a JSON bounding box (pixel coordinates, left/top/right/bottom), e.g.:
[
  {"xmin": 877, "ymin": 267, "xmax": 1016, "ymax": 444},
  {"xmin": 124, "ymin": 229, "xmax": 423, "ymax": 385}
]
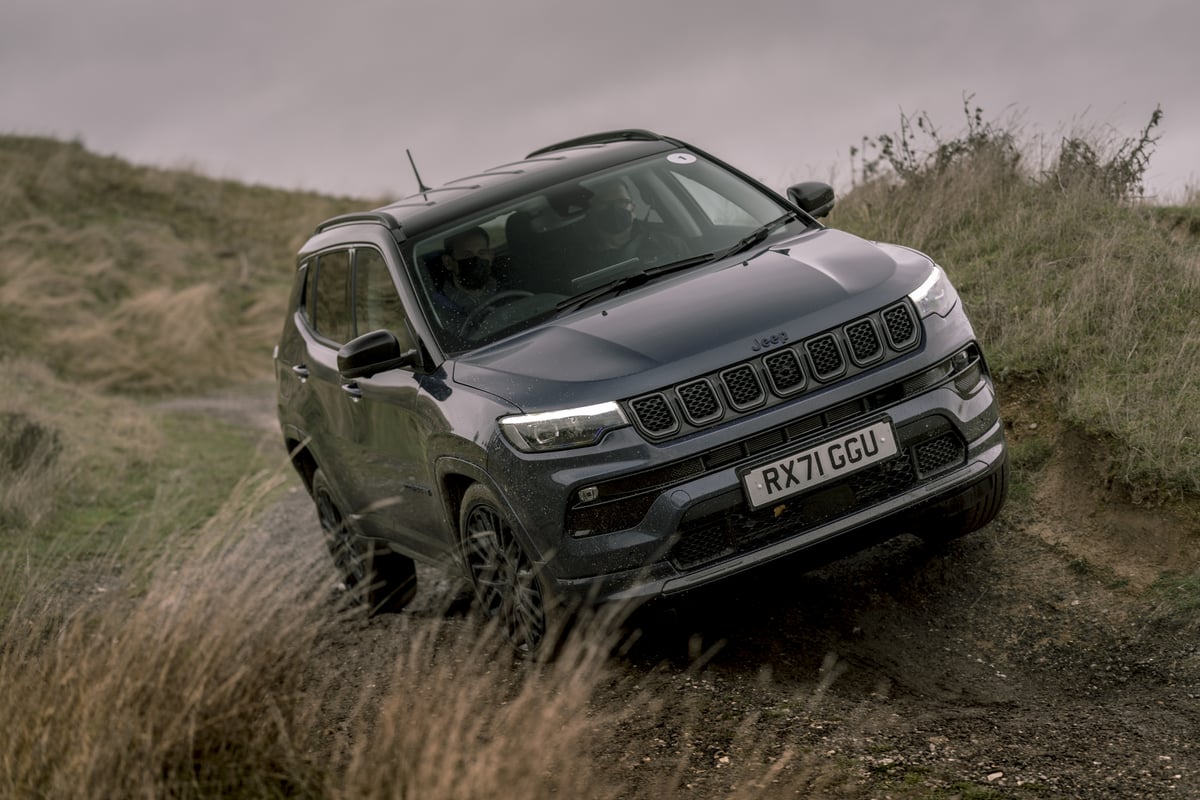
[
  {"xmin": 459, "ymin": 483, "xmax": 564, "ymax": 657},
  {"xmin": 918, "ymin": 457, "xmax": 1009, "ymax": 544},
  {"xmin": 311, "ymin": 468, "xmax": 417, "ymax": 613}
]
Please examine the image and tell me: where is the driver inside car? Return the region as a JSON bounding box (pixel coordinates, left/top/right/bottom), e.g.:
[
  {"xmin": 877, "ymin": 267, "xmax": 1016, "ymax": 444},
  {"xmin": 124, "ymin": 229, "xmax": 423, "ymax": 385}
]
[
  {"xmin": 433, "ymin": 226, "xmax": 498, "ymax": 321},
  {"xmin": 584, "ymin": 178, "xmax": 682, "ymax": 268}
]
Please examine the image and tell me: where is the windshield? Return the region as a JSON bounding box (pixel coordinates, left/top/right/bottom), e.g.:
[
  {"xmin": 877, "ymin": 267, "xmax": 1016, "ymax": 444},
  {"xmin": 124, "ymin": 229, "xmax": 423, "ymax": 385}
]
[{"xmin": 407, "ymin": 151, "xmax": 810, "ymax": 354}]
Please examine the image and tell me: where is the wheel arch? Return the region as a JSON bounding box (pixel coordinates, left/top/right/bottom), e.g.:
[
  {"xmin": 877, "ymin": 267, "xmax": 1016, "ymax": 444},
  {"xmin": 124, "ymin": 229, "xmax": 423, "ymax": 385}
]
[
  {"xmin": 285, "ymin": 436, "xmax": 318, "ymax": 495},
  {"xmin": 434, "ymin": 457, "xmax": 542, "ymax": 563}
]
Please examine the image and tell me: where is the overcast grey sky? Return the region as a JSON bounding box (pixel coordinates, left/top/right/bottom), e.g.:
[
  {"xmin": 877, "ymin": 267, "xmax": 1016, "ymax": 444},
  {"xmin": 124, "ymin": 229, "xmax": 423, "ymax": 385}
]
[{"xmin": 3, "ymin": 0, "xmax": 1196, "ymax": 202}]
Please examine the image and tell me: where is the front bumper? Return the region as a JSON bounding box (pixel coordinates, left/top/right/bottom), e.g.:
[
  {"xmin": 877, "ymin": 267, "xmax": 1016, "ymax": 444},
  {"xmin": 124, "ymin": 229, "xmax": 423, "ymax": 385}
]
[{"xmin": 551, "ymin": 383, "xmax": 1003, "ymax": 604}]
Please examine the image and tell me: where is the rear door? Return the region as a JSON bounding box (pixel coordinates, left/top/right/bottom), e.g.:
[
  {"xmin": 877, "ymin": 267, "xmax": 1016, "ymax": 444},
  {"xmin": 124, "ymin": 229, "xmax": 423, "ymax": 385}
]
[{"xmin": 291, "ymin": 248, "xmax": 360, "ymax": 498}]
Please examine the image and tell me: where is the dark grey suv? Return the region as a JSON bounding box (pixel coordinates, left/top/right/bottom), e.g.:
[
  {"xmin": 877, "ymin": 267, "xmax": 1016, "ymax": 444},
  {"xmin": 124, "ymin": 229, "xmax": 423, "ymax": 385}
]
[{"xmin": 274, "ymin": 130, "xmax": 1007, "ymax": 653}]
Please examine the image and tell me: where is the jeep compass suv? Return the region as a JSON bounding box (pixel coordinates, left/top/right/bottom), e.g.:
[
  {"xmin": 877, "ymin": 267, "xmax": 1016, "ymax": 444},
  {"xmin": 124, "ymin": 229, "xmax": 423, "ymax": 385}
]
[{"xmin": 274, "ymin": 130, "xmax": 1007, "ymax": 654}]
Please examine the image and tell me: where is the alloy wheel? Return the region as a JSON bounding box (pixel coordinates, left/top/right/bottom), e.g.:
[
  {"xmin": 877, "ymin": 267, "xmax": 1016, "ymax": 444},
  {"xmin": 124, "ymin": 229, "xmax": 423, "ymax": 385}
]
[{"xmin": 464, "ymin": 502, "xmax": 546, "ymax": 654}]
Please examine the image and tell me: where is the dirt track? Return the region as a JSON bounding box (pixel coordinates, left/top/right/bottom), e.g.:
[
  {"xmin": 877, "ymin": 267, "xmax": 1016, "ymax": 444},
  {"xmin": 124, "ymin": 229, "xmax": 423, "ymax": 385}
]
[{"xmin": 188, "ymin": 381, "xmax": 1200, "ymax": 798}]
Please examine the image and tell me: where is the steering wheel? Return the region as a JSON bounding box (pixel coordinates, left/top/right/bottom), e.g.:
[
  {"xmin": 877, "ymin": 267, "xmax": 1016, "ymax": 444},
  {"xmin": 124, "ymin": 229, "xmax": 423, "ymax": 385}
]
[
  {"xmin": 460, "ymin": 290, "xmax": 535, "ymax": 336},
  {"xmin": 630, "ymin": 227, "xmax": 683, "ymax": 265}
]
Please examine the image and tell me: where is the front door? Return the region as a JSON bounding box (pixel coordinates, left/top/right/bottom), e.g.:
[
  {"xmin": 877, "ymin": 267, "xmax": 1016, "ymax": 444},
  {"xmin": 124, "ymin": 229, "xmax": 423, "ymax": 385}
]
[{"xmin": 341, "ymin": 247, "xmax": 450, "ymax": 564}]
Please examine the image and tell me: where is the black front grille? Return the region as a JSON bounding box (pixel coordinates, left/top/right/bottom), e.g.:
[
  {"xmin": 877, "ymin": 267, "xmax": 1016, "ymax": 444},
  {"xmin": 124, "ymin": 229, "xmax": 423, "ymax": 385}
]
[
  {"xmin": 670, "ymin": 454, "xmax": 918, "ymax": 570},
  {"xmin": 721, "ymin": 365, "xmax": 764, "ymax": 409},
  {"xmin": 844, "ymin": 319, "xmax": 883, "ymax": 365},
  {"xmin": 624, "ymin": 300, "xmax": 923, "ymax": 440},
  {"xmin": 676, "ymin": 380, "xmax": 722, "ymax": 424},
  {"xmin": 671, "ymin": 523, "xmax": 737, "ymax": 569},
  {"xmin": 883, "ymin": 303, "xmax": 918, "ymax": 348},
  {"xmin": 805, "ymin": 334, "xmax": 845, "ymax": 379},
  {"xmin": 629, "ymin": 393, "xmax": 677, "ymax": 436},
  {"xmin": 763, "ymin": 349, "xmax": 806, "ymax": 395},
  {"xmin": 578, "ymin": 346, "xmax": 982, "ymax": 542}
]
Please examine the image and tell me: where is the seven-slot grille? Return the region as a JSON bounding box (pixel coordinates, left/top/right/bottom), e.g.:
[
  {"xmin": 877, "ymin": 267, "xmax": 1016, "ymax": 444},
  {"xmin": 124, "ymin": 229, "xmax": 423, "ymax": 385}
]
[
  {"xmin": 762, "ymin": 349, "xmax": 806, "ymax": 395},
  {"xmin": 882, "ymin": 303, "xmax": 918, "ymax": 348},
  {"xmin": 675, "ymin": 379, "xmax": 722, "ymax": 425},
  {"xmin": 626, "ymin": 301, "xmax": 920, "ymax": 439},
  {"xmin": 720, "ymin": 364, "xmax": 765, "ymax": 410},
  {"xmin": 805, "ymin": 334, "xmax": 845, "ymax": 380},
  {"xmin": 628, "ymin": 393, "xmax": 677, "ymax": 436},
  {"xmin": 843, "ymin": 319, "xmax": 883, "ymax": 365}
]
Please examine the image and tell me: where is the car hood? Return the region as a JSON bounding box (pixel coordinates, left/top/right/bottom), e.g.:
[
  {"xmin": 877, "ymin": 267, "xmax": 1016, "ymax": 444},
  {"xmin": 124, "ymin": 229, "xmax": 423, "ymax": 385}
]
[{"xmin": 453, "ymin": 228, "xmax": 933, "ymax": 410}]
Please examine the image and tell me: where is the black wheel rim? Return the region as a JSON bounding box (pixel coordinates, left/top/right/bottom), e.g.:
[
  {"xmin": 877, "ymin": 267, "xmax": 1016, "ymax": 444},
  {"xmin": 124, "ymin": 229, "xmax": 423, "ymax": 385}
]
[
  {"xmin": 464, "ymin": 502, "xmax": 546, "ymax": 653},
  {"xmin": 316, "ymin": 488, "xmax": 367, "ymax": 588}
]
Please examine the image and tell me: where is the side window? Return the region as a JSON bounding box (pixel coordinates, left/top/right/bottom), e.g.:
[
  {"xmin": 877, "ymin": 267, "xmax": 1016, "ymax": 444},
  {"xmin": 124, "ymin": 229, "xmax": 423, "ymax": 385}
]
[
  {"xmin": 293, "ymin": 261, "xmax": 311, "ymax": 318},
  {"xmin": 353, "ymin": 248, "xmax": 413, "ymax": 349},
  {"xmin": 312, "ymin": 250, "xmax": 352, "ymax": 344}
]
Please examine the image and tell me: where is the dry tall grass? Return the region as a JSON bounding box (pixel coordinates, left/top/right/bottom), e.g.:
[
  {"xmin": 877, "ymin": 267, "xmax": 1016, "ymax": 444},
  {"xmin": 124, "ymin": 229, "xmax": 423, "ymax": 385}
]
[
  {"xmin": 0, "ymin": 503, "xmax": 330, "ymax": 797},
  {"xmin": 0, "ymin": 491, "xmax": 836, "ymax": 799}
]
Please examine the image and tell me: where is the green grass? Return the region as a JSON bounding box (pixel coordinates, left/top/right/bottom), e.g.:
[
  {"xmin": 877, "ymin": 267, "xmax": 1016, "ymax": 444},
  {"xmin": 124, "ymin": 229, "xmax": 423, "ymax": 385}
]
[
  {"xmin": 1004, "ymin": 434, "xmax": 1057, "ymax": 507},
  {"xmin": 48, "ymin": 412, "xmax": 276, "ymax": 557},
  {"xmin": 1153, "ymin": 571, "xmax": 1200, "ymax": 618},
  {"xmin": 869, "ymin": 768, "xmax": 1009, "ymax": 799},
  {"xmin": 0, "ymin": 357, "xmax": 275, "ymax": 571}
]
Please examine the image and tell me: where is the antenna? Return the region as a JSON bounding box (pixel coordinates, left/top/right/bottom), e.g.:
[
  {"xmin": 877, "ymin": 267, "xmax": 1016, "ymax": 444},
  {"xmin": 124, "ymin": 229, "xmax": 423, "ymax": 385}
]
[{"xmin": 406, "ymin": 149, "xmax": 431, "ymax": 198}]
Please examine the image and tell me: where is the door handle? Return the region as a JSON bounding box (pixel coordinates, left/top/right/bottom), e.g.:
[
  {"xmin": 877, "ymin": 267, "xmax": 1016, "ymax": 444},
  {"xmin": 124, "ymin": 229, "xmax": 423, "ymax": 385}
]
[
  {"xmin": 291, "ymin": 364, "xmax": 310, "ymax": 381},
  {"xmin": 341, "ymin": 381, "xmax": 362, "ymax": 400}
]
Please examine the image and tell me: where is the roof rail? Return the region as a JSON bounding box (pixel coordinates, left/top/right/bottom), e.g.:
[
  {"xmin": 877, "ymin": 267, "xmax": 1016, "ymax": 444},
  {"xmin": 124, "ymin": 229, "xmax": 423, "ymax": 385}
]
[
  {"xmin": 526, "ymin": 129, "xmax": 671, "ymax": 158},
  {"xmin": 314, "ymin": 211, "xmax": 403, "ymax": 235}
]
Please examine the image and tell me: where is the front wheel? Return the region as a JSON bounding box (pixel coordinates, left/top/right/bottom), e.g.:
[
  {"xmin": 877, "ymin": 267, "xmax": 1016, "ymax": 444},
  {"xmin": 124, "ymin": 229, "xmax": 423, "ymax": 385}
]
[
  {"xmin": 459, "ymin": 483, "xmax": 563, "ymax": 657},
  {"xmin": 312, "ymin": 468, "xmax": 417, "ymax": 613}
]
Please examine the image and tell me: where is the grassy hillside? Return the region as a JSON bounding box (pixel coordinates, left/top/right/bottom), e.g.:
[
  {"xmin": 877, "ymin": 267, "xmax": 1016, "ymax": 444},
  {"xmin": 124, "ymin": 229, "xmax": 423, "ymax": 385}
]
[
  {"xmin": 0, "ymin": 119, "xmax": 1198, "ymax": 798},
  {"xmin": 0, "ymin": 135, "xmax": 362, "ymax": 548},
  {"xmin": 0, "ymin": 135, "xmax": 358, "ymax": 395},
  {"xmin": 1, "ymin": 125, "xmax": 1197, "ymax": 551},
  {"xmin": 832, "ymin": 104, "xmax": 1200, "ymax": 497}
]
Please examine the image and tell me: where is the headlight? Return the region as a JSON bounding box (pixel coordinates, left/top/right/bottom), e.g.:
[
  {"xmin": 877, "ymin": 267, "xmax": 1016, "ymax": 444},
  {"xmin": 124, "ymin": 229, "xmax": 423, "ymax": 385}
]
[
  {"xmin": 908, "ymin": 264, "xmax": 959, "ymax": 318},
  {"xmin": 500, "ymin": 402, "xmax": 629, "ymax": 452}
]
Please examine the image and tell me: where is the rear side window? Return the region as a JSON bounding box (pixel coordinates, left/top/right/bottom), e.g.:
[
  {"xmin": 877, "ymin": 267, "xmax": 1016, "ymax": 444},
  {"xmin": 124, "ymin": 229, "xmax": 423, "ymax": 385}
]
[
  {"xmin": 312, "ymin": 250, "xmax": 352, "ymax": 344},
  {"xmin": 291, "ymin": 261, "xmax": 311, "ymax": 318}
]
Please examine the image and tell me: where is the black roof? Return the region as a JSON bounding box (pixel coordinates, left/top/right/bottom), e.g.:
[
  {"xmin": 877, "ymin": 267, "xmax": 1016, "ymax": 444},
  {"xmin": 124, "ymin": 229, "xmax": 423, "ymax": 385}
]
[
  {"xmin": 314, "ymin": 131, "xmax": 682, "ymax": 240},
  {"xmin": 525, "ymin": 128, "xmax": 675, "ymax": 158}
]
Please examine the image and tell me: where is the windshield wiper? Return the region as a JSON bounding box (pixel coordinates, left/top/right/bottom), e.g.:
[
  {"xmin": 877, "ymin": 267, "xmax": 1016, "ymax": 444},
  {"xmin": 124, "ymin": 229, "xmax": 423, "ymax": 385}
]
[
  {"xmin": 554, "ymin": 252, "xmax": 716, "ymax": 315},
  {"xmin": 642, "ymin": 251, "xmax": 717, "ymax": 277},
  {"xmin": 717, "ymin": 211, "xmax": 798, "ymax": 262},
  {"xmin": 555, "ymin": 273, "xmax": 651, "ymax": 315}
]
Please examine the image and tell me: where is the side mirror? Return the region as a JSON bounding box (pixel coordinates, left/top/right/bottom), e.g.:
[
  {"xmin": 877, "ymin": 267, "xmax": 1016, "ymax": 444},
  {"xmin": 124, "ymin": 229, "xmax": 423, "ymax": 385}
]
[
  {"xmin": 787, "ymin": 181, "xmax": 835, "ymax": 219},
  {"xmin": 337, "ymin": 329, "xmax": 418, "ymax": 380}
]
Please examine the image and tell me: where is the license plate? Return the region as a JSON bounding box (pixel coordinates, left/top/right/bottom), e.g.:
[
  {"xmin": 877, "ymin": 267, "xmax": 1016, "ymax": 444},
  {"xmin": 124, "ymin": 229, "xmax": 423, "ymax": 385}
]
[{"xmin": 740, "ymin": 419, "xmax": 898, "ymax": 510}]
